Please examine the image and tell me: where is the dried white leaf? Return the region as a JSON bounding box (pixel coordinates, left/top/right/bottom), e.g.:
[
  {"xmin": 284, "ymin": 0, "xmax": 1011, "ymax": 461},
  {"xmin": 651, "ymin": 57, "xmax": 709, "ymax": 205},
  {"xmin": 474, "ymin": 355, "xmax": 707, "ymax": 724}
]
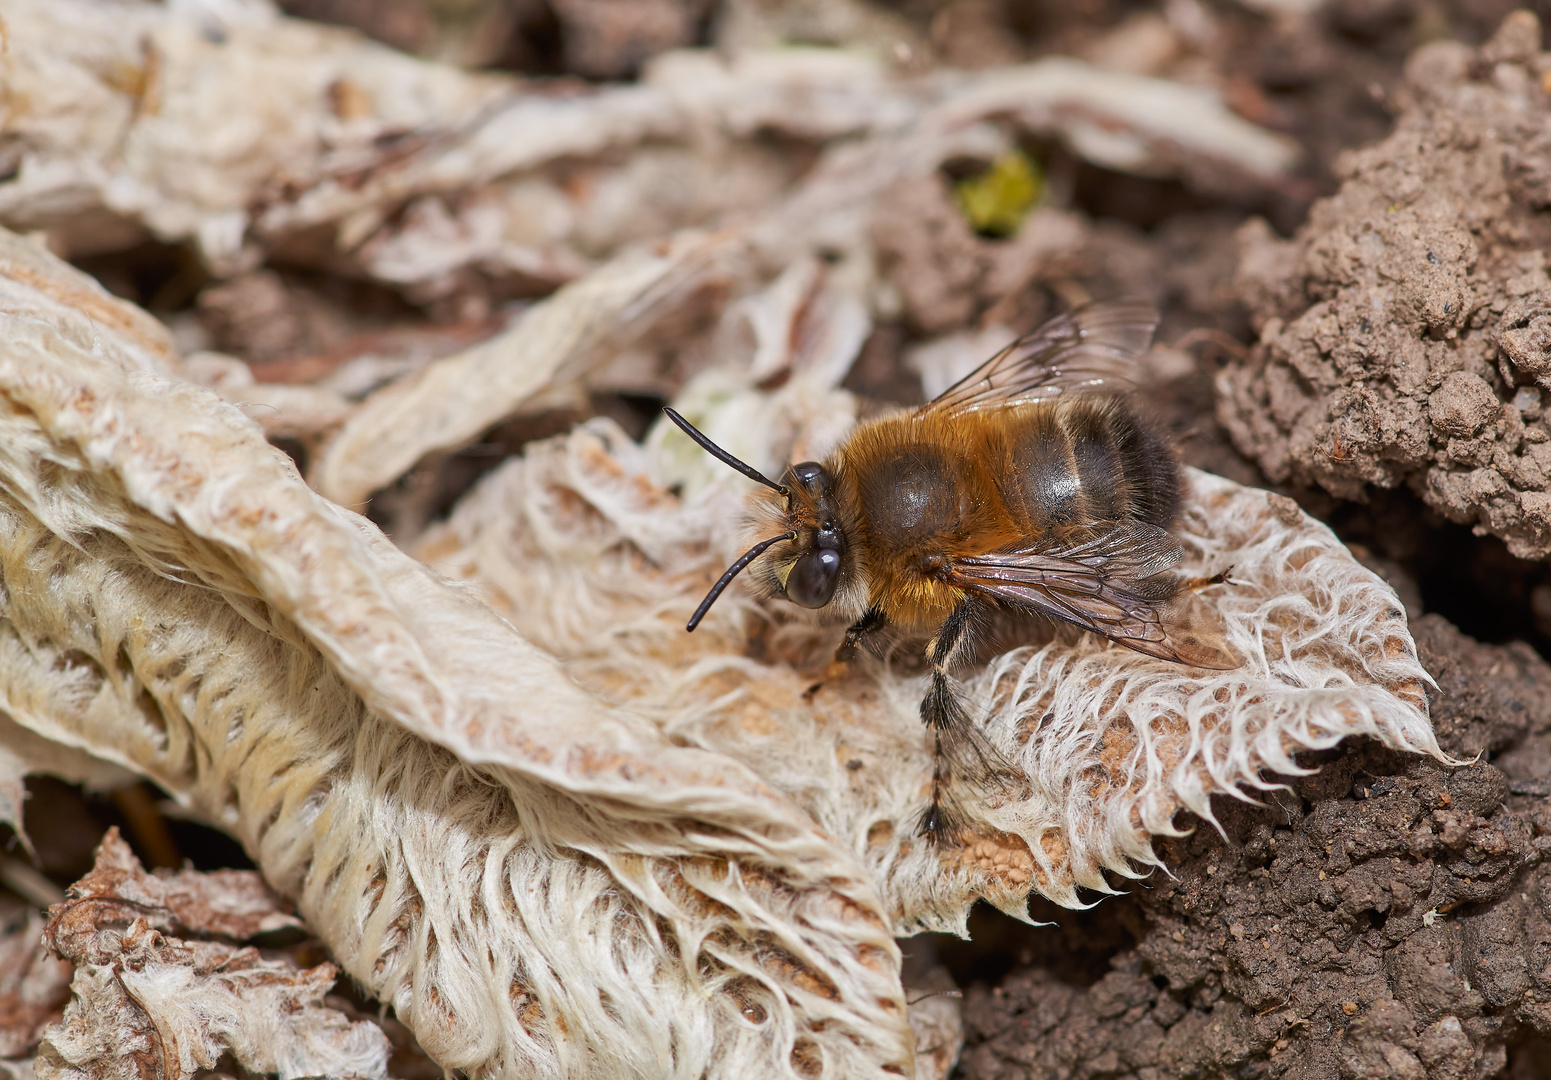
[
  {"xmin": 931, "ymin": 58, "xmax": 1300, "ymax": 180},
  {"xmin": 310, "ymin": 229, "xmax": 740, "ymax": 508},
  {"xmin": 0, "ymin": 0, "xmax": 502, "ymax": 269},
  {"xmin": 0, "ymin": 226, "xmax": 912, "ymax": 1078}
]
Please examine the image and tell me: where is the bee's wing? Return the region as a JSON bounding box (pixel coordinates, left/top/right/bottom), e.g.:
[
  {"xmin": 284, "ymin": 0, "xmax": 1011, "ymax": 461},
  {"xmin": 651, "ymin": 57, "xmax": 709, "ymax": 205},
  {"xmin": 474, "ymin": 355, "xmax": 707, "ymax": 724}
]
[
  {"xmin": 924, "ymin": 299, "xmax": 1159, "ymax": 415},
  {"xmin": 947, "ymin": 522, "xmax": 1241, "ymax": 670}
]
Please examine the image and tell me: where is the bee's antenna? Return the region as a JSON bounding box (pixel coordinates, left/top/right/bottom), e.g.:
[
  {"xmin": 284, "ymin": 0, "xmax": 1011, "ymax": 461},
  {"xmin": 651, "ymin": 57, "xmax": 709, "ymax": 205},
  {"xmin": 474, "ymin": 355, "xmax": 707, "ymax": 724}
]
[
  {"xmin": 663, "ymin": 407, "xmax": 789, "ymax": 496},
  {"xmin": 687, "ymin": 532, "xmax": 795, "ymax": 631}
]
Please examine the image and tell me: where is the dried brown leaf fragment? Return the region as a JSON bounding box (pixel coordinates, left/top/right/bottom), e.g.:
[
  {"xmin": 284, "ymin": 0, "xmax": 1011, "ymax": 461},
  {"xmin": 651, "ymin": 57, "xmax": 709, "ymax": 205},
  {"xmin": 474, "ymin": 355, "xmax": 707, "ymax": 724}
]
[
  {"xmin": 0, "ymin": 911, "xmax": 72, "ymax": 1062},
  {"xmin": 45, "ymin": 828, "xmax": 301, "ymax": 948},
  {"xmin": 37, "ymin": 831, "xmax": 387, "ymax": 1080}
]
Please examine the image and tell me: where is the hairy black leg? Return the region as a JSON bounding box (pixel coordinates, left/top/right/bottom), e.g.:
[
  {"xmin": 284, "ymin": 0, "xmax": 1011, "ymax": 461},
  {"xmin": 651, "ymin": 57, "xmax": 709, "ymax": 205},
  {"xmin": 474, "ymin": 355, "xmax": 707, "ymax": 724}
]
[
  {"xmin": 918, "ymin": 669, "xmax": 974, "ymax": 840},
  {"xmin": 917, "ymin": 600, "xmax": 989, "ymax": 846},
  {"xmin": 832, "ymin": 607, "xmax": 887, "ymax": 667}
]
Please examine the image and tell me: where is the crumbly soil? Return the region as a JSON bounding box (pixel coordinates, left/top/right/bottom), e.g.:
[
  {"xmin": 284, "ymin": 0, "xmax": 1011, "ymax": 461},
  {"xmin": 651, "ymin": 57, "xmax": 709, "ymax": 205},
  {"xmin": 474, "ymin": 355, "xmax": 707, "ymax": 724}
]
[{"xmin": 1220, "ymin": 13, "xmax": 1551, "ymax": 561}]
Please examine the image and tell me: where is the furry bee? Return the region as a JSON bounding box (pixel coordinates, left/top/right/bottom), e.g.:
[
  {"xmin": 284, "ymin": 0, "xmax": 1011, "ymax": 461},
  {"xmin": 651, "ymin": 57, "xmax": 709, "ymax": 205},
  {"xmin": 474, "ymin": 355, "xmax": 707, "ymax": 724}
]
[{"xmin": 666, "ymin": 300, "xmax": 1238, "ymax": 843}]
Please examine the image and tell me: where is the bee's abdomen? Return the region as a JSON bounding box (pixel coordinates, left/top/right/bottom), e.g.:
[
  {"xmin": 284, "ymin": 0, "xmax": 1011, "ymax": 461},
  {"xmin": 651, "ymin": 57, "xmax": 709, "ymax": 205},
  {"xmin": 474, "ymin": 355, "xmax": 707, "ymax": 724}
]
[{"xmin": 1002, "ymin": 400, "xmax": 1179, "ymax": 531}]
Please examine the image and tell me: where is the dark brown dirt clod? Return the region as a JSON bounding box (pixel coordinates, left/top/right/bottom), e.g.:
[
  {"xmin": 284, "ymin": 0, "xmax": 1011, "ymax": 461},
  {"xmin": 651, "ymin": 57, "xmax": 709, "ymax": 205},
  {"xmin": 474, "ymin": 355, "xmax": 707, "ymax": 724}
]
[{"xmin": 956, "ymin": 614, "xmax": 1551, "ymax": 1080}]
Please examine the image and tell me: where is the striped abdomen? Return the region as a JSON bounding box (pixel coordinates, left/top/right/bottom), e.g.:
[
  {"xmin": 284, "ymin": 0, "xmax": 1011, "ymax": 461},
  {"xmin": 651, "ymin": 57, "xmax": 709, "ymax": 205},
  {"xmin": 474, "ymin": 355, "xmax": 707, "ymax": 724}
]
[{"xmin": 997, "ymin": 398, "xmax": 1179, "ymax": 533}]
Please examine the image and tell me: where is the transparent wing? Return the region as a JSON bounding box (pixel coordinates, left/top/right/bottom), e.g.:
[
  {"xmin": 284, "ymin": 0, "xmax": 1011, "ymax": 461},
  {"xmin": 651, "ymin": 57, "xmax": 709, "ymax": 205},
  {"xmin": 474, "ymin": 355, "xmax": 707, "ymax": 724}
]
[
  {"xmin": 946, "ymin": 522, "xmax": 1240, "ymax": 669},
  {"xmin": 925, "ymin": 299, "xmax": 1159, "ymax": 415}
]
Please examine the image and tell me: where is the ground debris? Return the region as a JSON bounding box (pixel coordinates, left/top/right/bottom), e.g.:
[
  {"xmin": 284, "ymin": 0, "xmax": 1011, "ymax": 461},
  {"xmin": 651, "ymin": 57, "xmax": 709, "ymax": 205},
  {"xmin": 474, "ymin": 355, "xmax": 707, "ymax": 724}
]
[
  {"xmin": 0, "ymin": 910, "xmax": 72, "ymax": 1063},
  {"xmin": 35, "ymin": 829, "xmax": 388, "ymax": 1080},
  {"xmin": 1, "ymin": 2, "xmax": 1538, "ymax": 1078},
  {"xmin": 0, "ymin": 0, "xmax": 1297, "ymax": 299},
  {"xmin": 0, "ymin": 180, "xmax": 1441, "ymax": 1079}
]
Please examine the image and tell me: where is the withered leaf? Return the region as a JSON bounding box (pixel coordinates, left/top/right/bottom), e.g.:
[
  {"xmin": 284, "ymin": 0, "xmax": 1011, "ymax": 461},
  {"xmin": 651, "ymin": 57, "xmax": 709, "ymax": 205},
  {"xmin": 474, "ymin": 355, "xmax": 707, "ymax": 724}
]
[{"xmin": 37, "ymin": 831, "xmax": 386, "ymax": 1080}]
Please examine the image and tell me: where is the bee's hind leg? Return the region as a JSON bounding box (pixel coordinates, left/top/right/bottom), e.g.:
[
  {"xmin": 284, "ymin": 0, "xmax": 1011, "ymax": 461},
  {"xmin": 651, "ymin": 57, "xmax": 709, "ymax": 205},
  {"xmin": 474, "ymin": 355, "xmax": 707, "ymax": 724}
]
[
  {"xmin": 917, "ymin": 599, "xmax": 1004, "ymax": 847},
  {"xmin": 1179, "ymin": 565, "xmax": 1237, "ymax": 592}
]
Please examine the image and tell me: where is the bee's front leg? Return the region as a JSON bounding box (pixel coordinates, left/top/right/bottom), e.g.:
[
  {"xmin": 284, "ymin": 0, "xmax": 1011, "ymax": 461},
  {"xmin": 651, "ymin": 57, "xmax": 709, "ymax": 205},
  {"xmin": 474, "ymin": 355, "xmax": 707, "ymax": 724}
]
[{"xmin": 829, "ymin": 607, "xmax": 887, "ymax": 671}]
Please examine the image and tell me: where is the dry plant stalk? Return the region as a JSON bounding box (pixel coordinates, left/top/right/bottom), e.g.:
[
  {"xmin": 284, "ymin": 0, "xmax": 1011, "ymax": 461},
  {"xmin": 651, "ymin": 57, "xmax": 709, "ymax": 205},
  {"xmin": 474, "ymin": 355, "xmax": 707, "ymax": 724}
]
[
  {"xmin": 0, "ymin": 225, "xmax": 1447, "ymax": 1079},
  {"xmin": 310, "ymin": 229, "xmax": 742, "ymax": 508}
]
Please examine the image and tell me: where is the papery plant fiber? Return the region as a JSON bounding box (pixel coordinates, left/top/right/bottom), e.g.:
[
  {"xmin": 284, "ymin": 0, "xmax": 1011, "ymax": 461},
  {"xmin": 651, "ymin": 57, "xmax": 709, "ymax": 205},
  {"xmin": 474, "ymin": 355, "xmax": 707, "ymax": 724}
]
[{"xmin": 0, "ymin": 228, "xmax": 910, "ymax": 1079}]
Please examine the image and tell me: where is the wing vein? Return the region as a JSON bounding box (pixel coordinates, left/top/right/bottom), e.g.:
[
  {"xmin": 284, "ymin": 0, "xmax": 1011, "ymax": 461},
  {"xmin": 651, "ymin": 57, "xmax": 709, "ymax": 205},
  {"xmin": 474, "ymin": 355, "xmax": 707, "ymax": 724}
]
[{"xmin": 923, "ymin": 299, "xmax": 1159, "ymax": 415}]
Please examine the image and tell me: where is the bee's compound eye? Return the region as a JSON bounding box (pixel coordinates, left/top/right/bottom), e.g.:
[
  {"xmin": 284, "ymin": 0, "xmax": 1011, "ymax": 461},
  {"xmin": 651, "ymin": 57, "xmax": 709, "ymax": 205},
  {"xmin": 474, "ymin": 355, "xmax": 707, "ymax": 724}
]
[
  {"xmin": 786, "ymin": 547, "xmax": 841, "ymax": 608},
  {"xmin": 791, "ymin": 462, "xmax": 825, "ymax": 491}
]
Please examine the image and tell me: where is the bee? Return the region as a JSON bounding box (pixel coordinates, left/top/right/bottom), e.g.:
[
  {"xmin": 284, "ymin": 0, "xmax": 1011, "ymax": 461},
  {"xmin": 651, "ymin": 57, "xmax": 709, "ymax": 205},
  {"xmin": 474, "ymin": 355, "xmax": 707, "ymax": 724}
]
[{"xmin": 666, "ymin": 300, "xmax": 1239, "ymax": 843}]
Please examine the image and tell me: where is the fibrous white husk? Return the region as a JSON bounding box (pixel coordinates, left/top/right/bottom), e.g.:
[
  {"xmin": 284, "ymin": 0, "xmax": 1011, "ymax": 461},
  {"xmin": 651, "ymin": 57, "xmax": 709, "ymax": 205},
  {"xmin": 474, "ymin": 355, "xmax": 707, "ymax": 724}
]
[
  {"xmin": 36, "ymin": 828, "xmax": 385, "ymax": 1080},
  {"xmin": 0, "ymin": 218, "xmax": 1450, "ymax": 1079}
]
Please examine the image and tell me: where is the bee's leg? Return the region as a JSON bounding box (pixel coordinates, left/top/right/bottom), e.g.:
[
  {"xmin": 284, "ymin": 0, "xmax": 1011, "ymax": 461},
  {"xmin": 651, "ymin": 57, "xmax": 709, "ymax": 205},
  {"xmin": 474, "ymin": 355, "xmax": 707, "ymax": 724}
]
[
  {"xmin": 917, "ymin": 600, "xmax": 982, "ymax": 845},
  {"xmin": 829, "ymin": 607, "xmax": 887, "ymax": 673},
  {"xmin": 1179, "ymin": 565, "xmax": 1237, "ymax": 592}
]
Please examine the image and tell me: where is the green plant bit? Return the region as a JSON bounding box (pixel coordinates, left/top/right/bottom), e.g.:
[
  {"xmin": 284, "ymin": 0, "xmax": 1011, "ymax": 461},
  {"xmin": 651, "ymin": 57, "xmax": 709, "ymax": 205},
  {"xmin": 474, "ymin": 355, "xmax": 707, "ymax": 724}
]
[{"xmin": 954, "ymin": 150, "xmax": 1041, "ymax": 238}]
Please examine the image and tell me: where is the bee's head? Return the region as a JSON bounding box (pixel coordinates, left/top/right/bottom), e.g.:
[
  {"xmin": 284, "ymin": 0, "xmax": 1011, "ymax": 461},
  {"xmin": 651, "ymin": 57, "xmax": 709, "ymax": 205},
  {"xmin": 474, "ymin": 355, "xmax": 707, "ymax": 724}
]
[
  {"xmin": 766, "ymin": 461, "xmax": 846, "ymax": 610},
  {"xmin": 663, "ymin": 408, "xmax": 852, "ymax": 631}
]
